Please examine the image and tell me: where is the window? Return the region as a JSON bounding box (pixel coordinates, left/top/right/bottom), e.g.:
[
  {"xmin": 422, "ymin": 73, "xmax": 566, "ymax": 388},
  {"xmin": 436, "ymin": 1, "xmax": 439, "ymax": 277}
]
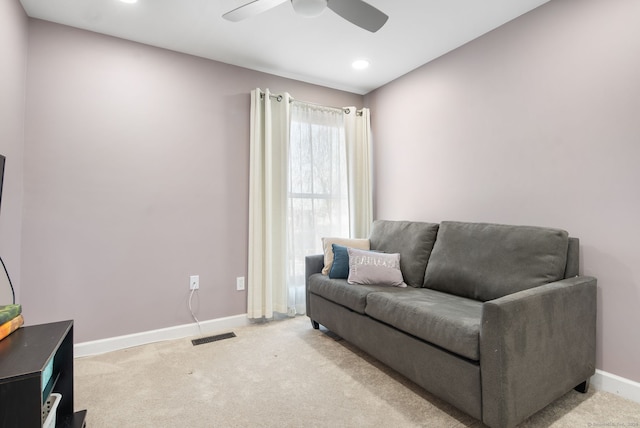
[{"xmin": 286, "ymin": 102, "xmax": 349, "ymax": 315}]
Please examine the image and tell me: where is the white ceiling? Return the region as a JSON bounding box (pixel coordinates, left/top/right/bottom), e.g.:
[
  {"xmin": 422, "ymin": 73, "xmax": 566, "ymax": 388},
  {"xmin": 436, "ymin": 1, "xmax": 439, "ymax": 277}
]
[{"xmin": 19, "ymin": 0, "xmax": 550, "ymax": 95}]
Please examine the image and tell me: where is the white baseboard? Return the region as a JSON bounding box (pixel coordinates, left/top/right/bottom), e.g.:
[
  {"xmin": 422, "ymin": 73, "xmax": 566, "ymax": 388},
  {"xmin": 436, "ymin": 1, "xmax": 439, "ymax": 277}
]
[
  {"xmin": 74, "ymin": 314, "xmax": 250, "ymax": 358},
  {"xmin": 592, "ymin": 369, "xmax": 640, "ymax": 404}
]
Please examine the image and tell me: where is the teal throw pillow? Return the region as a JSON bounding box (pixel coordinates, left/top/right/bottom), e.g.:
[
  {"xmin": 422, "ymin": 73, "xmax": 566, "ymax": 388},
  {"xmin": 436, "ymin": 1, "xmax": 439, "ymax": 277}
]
[{"xmin": 329, "ymin": 244, "xmax": 350, "ymax": 279}]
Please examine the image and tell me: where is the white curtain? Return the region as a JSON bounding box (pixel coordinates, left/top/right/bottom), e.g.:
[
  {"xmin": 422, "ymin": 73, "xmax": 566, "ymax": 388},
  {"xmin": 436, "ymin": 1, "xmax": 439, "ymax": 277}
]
[
  {"xmin": 345, "ymin": 107, "xmax": 373, "ymax": 239},
  {"xmin": 286, "ymin": 102, "xmax": 350, "ymax": 315},
  {"xmin": 247, "ymin": 88, "xmax": 291, "ymax": 319},
  {"xmin": 247, "ymin": 89, "xmax": 373, "ymax": 320}
]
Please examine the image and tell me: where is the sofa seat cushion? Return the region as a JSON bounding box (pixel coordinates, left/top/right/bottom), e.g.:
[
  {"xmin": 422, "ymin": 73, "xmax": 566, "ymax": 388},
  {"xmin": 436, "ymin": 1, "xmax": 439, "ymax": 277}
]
[
  {"xmin": 308, "ymin": 273, "xmax": 407, "ymax": 314},
  {"xmin": 423, "ymin": 221, "xmax": 569, "ymax": 301},
  {"xmin": 365, "ymin": 288, "xmax": 483, "ymax": 361}
]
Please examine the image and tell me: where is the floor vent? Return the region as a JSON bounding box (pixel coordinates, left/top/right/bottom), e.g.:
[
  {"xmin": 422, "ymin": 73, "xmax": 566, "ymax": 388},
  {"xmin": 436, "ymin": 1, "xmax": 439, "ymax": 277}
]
[{"xmin": 192, "ymin": 332, "xmax": 236, "ymax": 346}]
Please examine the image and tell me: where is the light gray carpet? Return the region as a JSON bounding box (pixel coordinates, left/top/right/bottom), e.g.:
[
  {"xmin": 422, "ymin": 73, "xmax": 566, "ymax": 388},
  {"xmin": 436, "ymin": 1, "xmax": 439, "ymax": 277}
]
[{"xmin": 75, "ymin": 316, "xmax": 640, "ymax": 427}]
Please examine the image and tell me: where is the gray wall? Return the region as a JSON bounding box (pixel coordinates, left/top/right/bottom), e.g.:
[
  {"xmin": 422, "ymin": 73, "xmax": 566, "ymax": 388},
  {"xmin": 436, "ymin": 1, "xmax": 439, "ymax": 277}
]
[
  {"xmin": 0, "ymin": 0, "xmax": 27, "ymax": 302},
  {"xmin": 21, "ymin": 19, "xmax": 362, "ymax": 342},
  {"xmin": 365, "ymin": 0, "xmax": 640, "ymax": 383}
]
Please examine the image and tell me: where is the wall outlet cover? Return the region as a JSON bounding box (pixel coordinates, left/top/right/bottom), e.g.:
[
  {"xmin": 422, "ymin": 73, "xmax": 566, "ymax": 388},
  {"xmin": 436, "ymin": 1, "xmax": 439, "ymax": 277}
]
[{"xmin": 190, "ymin": 275, "xmax": 199, "ymax": 290}]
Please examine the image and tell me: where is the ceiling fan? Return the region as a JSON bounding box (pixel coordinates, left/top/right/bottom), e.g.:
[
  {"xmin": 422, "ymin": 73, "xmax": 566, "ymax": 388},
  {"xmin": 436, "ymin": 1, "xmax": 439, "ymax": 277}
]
[{"xmin": 223, "ymin": 0, "xmax": 389, "ymax": 33}]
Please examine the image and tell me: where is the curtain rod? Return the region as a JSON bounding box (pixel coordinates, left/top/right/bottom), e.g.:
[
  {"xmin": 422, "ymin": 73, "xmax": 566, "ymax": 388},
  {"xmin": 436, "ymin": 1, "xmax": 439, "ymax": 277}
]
[{"xmin": 260, "ymin": 92, "xmax": 363, "ymax": 116}]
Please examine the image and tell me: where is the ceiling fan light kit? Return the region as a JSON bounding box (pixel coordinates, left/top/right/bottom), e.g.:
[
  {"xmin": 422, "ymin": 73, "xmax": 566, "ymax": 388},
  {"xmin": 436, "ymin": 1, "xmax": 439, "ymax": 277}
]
[
  {"xmin": 223, "ymin": 0, "xmax": 388, "ymax": 32},
  {"xmin": 291, "ymin": 0, "xmax": 327, "ymax": 17}
]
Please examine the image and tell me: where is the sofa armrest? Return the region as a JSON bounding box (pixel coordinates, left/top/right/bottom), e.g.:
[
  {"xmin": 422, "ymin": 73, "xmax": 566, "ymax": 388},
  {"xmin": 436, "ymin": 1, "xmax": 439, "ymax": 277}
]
[
  {"xmin": 305, "ymin": 254, "xmax": 325, "ymax": 319},
  {"xmin": 480, "ymin": 276, "xmax": 597, "ymax": 428},
  {"xmin": 306, "ymin": 254, "xmax": 325, "ymax": 278}
]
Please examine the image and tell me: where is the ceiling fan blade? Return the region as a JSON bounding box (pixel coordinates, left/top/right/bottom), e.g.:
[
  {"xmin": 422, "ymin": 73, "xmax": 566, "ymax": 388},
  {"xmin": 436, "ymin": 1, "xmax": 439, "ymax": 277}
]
[
  {"xmin": 223, "ymin": 0, "xmax": 288, "ymax": 22},
  {"xmin": 327, "ymin": 0, "xmax": 388, "ymax": 32}
]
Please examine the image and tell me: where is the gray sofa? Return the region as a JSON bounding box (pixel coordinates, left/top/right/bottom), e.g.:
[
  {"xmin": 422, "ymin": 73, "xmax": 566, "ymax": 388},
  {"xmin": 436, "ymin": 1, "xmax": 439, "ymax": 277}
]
[{"xmin": 305, "ymin": 220, "xmax": 597, "ymax": 428}]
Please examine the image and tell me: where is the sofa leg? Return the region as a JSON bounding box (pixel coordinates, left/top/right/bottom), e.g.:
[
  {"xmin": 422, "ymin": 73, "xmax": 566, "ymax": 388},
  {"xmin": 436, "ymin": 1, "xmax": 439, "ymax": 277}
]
[
  {"xmin": 311, "ymin": 319, "xmax": 320, "ymax": 329},
  {"xmin": 574, "ymin": 379, "xmax": 590, "ymax": 393}
]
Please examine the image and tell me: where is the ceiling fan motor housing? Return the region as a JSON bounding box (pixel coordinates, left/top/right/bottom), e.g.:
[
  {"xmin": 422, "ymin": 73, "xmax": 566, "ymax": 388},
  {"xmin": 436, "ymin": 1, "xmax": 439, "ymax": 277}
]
[{"xmin": 291, "ymin": 0, "xmax": 328, "ymax": 17}]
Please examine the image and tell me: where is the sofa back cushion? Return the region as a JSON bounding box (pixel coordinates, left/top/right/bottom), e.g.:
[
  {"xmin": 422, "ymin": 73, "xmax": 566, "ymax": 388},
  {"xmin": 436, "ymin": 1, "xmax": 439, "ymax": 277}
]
[
  {"xmin": 369, "ymin": 220, "xmax": 439, "ymax": 288},
  {"xmin": 564, "ymin": 237, "xmax": 580, "ymax": 278},
  {"xmin": 423, "ymin": 221, "xmax": 569, "ymax": 301}
]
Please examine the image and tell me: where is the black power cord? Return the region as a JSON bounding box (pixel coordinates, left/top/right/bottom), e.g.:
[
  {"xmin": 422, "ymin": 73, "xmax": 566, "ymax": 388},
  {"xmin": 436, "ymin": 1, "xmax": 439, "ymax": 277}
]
[{"xmin": 0, "ymin": 256, "xmax": 15, "ymax": 304}]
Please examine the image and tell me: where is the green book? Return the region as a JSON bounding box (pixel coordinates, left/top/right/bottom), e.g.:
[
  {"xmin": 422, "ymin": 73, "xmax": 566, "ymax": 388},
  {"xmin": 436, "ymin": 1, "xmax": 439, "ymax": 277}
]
[{"xmin": 0, "ymin": 304, "xmax": 22, "ymax": 325}]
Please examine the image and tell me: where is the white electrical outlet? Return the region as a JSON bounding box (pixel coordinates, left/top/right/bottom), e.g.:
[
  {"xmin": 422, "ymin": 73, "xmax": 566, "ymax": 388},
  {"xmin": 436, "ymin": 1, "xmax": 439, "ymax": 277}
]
[
  {"xmin": 190, "ymin": 275, "xmax": 199, "ymax": 290},
  {"xmin": 236, "ymin": 276, "xmax": 245, "ymax": 291}
]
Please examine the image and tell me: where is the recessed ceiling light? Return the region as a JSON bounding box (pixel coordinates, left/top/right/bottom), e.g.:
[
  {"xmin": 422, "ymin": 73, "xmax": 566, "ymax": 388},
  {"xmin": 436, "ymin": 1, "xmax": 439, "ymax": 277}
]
[
  {"xmin": 120, "ymin": 0, "xmax": 138, "ymax": 4},
  {"xmin": 352, "ymin": 59, "xmax": 370, "ymax": 70}
]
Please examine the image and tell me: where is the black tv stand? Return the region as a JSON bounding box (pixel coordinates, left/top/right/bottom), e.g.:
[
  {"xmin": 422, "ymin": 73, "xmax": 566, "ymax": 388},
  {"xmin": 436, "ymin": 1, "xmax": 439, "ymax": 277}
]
[{"xmin": 0, "ymin": 320, "xmax": 87, "ymax": 427}]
